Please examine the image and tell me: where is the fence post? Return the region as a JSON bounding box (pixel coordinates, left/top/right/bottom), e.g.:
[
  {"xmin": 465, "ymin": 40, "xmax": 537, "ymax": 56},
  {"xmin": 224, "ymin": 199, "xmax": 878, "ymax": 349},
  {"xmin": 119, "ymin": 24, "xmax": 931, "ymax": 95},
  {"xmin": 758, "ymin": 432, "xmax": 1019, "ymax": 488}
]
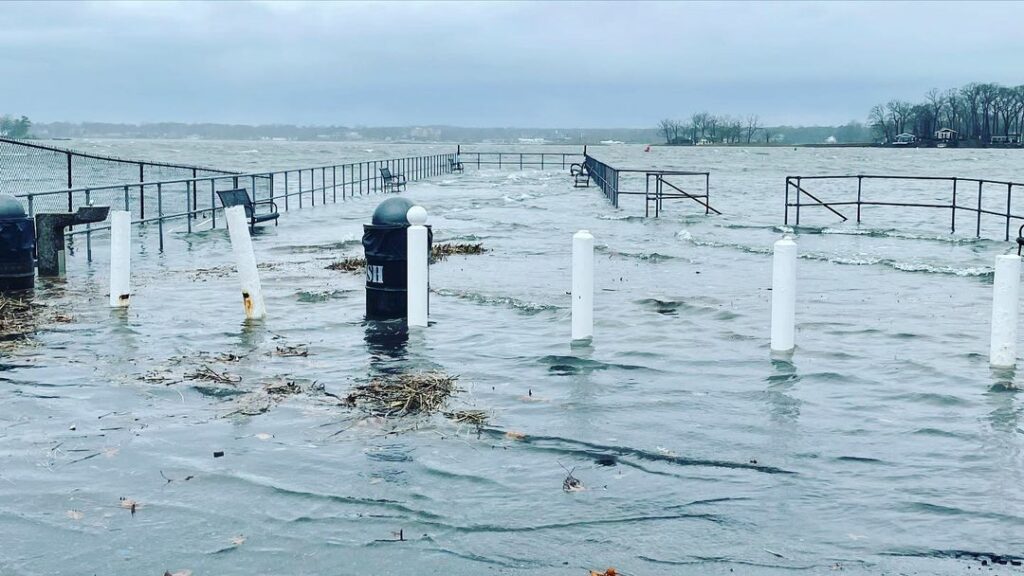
[
  {"xmin": 299, "ymin": 169, "xmax": 303, "ymax": 209},
  {"xmin": 407, "ymin": 206, "xmax": 429, "ymax": 328},
  {"xmin": 225, "ymin": 205, "xmax": 266, "ymax": 320},
  {"xmin": 210, "ymin": 179, "xmax": 217, "ymax": 229},
  {"xmin": 284, "ymin": 171, "xmax": 289, "ymax": 211},
  {"xmin": 990, "ymin": 254, "xmax": 1021, "ymax": 368},
  {"xmin": 977, "ymin": 180, "xmax": 983, "ymax": 237},
  {"xmin": 109, "ymin": 210, "xmax": 131, "ymax": 308},
  {"xmin": 186, "ymin": 181, "xmax": 192, "ymax": 234},
  {"xmin": 192, "ymin": 168, "xmax": 198, "ymax": 219},
  {"xmin": 332, "ymin": 165, "xmax": 337, "ymax": 202},
  {"xmin": 157, "ymin": 183, "xmax": 164, "ymax": 252},
  {"xmin": 571, "ymin": 230, "xmax": 594, "ymax": 342},
  {"xmin": 85, "ymin": 189, "xmax": 93, "ymax": 261},
  {"xmin": 770, "ymin": 237, "xmax": 797, "ymax": 355}
]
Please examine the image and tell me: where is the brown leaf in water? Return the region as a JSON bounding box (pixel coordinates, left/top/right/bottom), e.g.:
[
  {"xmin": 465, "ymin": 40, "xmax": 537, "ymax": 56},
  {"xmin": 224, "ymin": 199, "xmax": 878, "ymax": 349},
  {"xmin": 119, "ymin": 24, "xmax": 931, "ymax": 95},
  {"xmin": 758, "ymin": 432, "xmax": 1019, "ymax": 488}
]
[
  {"xmin": 66, "ymin": 509, "xmax": 84, "ymax": 521},
  {"xmin": 504, "ymin": 431, "xmax": 526, "ymax": 440},
  {"xmin": 164, "ymin": 570, "xmax": 193, "ymax": 576},
  {"xmin": 231, "ymin": 535, "xmax": 246, "ymax": 546},
  {"xmin": 589, "ymin": 569, "xmax": 617, "ymax": 576}
]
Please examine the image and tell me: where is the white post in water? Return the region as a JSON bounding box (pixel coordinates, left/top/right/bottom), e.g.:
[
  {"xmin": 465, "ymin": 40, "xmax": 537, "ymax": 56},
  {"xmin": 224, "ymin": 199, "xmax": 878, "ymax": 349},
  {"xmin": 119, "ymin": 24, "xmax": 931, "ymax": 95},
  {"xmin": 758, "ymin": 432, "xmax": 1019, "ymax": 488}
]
[
  {"xmin": 989, "ymin": 254, "xmax": 1021, "ymax": 368},
  {"xmin": 572, "ymin": 230, "xmax": 594, "ymax": 342},
  {"xmin": 225, "ymin": 205, "xmax": 266, "ymax": 320},
  {"xmin": 407, "ymin": 206, "xmax": 429, "ymax": 328},
  {"xmin": 108, "ymin": 210, "xmax": 131, "ymax": 308},
  {"xmin": 771, "ymin": 236, "xmax": 797, "ymax": 355}
]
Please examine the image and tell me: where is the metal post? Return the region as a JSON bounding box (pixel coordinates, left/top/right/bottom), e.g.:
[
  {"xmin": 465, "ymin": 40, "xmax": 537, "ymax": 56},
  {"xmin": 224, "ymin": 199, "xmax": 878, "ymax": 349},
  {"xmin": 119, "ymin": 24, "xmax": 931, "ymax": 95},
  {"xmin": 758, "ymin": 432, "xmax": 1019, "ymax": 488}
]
[
  {"xmin": 645, "ymin": 174, "xmax": 650, "ymax": 218},
  {"xmin": 1006, "ymin": 183, "xmax": 1013, "ymax": 241},
  {"xmin": 191, "ymin": 168, "xmax": 198, "ymax": 219},
  {"xmin": 157, "ymin": 182, "xmax": 164, "ymax": 252},
  {"xmin": 977, "ymin": 180, "xmax": 983, "ymax": 237},
  {"xmin": 784, "ymin": 178, "xmax": 790, "ymax": 226},
  {"xmin": 332, "ymin": 165, "xmax": 337, "ymax": 202},
  {"xmin": 284, "ymin": 171, "xmax": 289, "ymax": 211},
  {"xmin": 499, "ymin": 153, "xmax": 502, "ymax": 169},
  {"xmin": 269, "ymin": 172, "xmax": 275, "ymax": 210},
  {"xmin": 27, "ymin": 195, "xmax": 33, "ymax": 218},
  {"xmin": 310, "ymin": 169, "xmax": 315, "ymax": 207},
  {"xmin": 299, "ymin": 169, "xmax": 303, "ymax": 209},
  {"xmin": 951, "ymin": 178, "xmax": 957, "ymax": 233},
  {"xmin": 211, "ymin": 179, "xmax": 217, "ymax": 229},
  {"xmin": 519, "ymin": 154, "xmax": 523, "ymax": 170},
  {"xmin": 123, "ymin": 185, "xmax": 130, "ymax": 212},
  {"xmin": 856, "ymin": 176, "xmax": 862, "ymax": 223},
  {"xmin": 85, "ymin": 189, "xmax": 92, "ymax": 261},
  {"xmin": 795, "ymin": 177, "xmax": 802, "ymax": 226},
  {"xmin": 186, "ymin": 180, "xmax": 192, "ymax": 234}
]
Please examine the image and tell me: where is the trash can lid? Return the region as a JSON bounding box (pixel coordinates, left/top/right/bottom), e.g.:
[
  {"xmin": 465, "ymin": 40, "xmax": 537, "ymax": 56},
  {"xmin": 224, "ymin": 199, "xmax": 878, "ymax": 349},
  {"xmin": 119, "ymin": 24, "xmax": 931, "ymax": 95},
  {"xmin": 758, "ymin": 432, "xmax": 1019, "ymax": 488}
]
[
  {"xmin": 372, "ymin": 197, "xmax": 415, "ymax": 226},
  {"xmin": 0, "ymin": 195, "xmax": 26, "ymax": 219}
]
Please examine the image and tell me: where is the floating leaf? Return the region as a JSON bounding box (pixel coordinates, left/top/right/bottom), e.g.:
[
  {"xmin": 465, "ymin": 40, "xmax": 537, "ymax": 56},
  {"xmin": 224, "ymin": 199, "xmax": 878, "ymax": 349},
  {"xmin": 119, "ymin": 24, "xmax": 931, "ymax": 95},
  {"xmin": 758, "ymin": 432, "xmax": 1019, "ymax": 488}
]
[
  {"xmin": 66, "ymin": 509, "xmax": 84, "ymax": 521},
  {"xmin": 504, "ymin": 431, "xmax": 526, "ymax": 440}
]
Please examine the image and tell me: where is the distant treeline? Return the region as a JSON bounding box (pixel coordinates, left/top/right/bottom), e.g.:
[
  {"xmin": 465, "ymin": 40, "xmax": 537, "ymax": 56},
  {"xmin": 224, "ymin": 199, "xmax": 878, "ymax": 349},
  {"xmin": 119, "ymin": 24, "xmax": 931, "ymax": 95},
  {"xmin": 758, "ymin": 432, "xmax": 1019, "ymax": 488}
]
[
  {"xmin": 0, "ymin": 115, "xmax": 32, "ymax": 139},
  {"xmin": 656, "ymin": 114, "xmax": 872, "ymax": 145},
  {"xmin": 20, "ymin": 121, "xmax": 663, "ymax": 145},
  {"xmin": 868, "ymin": 83, "xmax": 1024, "ymax": 144}
]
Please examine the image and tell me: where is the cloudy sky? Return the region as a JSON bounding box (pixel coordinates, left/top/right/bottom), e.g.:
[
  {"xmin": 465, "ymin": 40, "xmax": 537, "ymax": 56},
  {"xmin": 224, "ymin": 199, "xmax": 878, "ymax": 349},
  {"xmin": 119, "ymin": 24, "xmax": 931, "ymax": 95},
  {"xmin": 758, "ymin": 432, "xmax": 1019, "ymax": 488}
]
[{"xmin": 2, "ymin": 1, "xmax": 1023, "ymax": 128}]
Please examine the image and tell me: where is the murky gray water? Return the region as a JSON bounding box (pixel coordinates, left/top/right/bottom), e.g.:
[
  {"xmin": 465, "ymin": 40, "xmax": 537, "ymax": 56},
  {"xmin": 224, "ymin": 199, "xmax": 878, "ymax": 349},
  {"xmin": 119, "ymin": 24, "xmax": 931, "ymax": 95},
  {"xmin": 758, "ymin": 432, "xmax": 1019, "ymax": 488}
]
[{"xmin": 2, "ymin": 140, "xmax": 1023, "ymax": 575}]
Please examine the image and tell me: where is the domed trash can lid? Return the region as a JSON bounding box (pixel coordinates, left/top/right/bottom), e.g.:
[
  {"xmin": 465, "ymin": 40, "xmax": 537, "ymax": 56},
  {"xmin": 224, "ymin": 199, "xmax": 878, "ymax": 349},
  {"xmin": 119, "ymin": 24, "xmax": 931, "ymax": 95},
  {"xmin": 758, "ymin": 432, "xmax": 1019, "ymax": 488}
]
[
  {"xmin": 0, "ymin": 194, "xmax": 26, "ymax": 219},
  {"xmin": 372, "ymin": 197, "xmax": 415, "ymax": 226}
]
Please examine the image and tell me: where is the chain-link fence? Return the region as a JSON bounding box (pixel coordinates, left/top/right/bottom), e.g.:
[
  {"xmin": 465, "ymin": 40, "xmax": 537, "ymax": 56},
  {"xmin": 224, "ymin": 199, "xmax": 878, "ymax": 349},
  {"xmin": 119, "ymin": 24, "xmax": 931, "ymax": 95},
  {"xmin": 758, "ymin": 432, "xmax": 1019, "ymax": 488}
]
[{"xmin": 0, "ymin": 137, "xmax": 234, "ymax": 211}]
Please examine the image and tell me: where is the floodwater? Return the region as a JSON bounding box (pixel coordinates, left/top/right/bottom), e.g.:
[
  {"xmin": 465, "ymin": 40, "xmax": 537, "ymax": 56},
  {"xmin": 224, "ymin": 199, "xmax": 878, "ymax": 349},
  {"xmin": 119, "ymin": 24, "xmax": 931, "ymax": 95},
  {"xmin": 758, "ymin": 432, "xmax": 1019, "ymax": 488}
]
[{"xmin": 2, "ymin": 140, "xmax": 1023, "ymax": 575}]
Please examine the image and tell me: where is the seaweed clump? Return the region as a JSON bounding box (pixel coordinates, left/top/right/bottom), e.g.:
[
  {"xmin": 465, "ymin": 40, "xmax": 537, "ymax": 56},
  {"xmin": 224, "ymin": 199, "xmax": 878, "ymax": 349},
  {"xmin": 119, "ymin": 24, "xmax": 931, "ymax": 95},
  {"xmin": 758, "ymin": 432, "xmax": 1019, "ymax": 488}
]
[
  {"xmin": 325, "ymin": 257, "xmax": 366, "ymax": 273},
  {"xmin": 347, "ymin": 372, "xmax": 459, "ymax": 417},
  {"xmin": 431, "ymin": 242, "xmax": 485, "ymax": 262}
]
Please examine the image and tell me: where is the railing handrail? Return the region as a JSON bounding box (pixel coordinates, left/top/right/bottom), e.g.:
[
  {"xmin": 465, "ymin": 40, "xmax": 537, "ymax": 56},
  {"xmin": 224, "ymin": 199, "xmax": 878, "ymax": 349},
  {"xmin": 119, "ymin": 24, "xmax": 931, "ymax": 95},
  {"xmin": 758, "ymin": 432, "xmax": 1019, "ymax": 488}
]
[
  {"xmin": 14, "ymin": 153, "xmax": 454, "ymax": 199},
  {"xmin": 785, "ymin": 174, "xmax": 1024, "ymax": 240},
  {"xmin": 787, "ymin": 174, "xmax": 1024, "ymax": 187},
  {"xmin": 0, "ymin": 136, "xmax": 236, "ymax": 175}
]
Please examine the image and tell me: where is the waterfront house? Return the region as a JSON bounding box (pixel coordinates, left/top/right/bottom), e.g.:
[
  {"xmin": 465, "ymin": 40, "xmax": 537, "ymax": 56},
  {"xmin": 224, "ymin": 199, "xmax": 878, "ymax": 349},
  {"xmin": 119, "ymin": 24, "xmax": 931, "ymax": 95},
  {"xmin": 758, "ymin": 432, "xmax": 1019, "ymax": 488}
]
[
  {"xmin": 935, "ymin": 128, "xmax": 957, "ymax": 141},
  {"xmin": 893, "ymin": 132, "xmax": 917, "ymax": 145}
]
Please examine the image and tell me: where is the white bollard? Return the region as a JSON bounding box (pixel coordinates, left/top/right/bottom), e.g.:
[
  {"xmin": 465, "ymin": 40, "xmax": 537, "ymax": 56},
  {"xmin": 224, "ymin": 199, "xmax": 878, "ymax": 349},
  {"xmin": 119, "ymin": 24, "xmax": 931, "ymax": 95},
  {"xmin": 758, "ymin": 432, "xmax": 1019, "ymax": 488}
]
[
  {"xmin": 572, "ymin": 230, "xmax": 594, "ymax": 342},
  {"xmin": 989, "ymin": 254, "xmax": 1021, "ymax": 368},
  {"xmin": 108, "ymin": 210, "xmax": 131, "ymax": 308},
  {"xmin": 225, "ymin": 205, "xmax": 266, "ymax": 320},
  {"xmin": 770, "ymin": 236, "xmax": 797, "ymax": 354},
  {"xmin": 407, "ymin": 206, "xmax": 429, "ymax": 327}
]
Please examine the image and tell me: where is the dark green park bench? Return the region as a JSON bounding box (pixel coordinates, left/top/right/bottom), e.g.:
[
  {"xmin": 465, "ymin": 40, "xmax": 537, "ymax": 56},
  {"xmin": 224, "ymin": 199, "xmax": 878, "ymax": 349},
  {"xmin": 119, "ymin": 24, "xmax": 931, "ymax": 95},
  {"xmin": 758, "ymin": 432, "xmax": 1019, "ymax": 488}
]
[
  {"xmin": 217, "ymin": 188, "xmax": 279, "ymax": 229},
  {"xmin": 379, "ymin": 167, "xmax": 407, "ymax": 192}
]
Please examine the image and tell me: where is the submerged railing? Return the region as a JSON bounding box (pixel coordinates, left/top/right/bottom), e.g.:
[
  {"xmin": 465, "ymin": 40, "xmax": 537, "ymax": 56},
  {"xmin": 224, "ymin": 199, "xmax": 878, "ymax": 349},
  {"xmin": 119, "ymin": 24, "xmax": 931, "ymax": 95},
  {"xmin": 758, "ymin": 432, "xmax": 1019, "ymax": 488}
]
[
  {"xmin": 16, "ymin": 153, "xmax": 458, "ymax": 256},
  {"xmin": 581, "ymin": 155, "xmax": 718, "ymax": 216},
  {"xmin": 785, "ymin": 175, "xmax": 1024, "ymax": 240},
  {"xmin": 454, "ymin": 147, "xmax": 585, "ymax": 171}
]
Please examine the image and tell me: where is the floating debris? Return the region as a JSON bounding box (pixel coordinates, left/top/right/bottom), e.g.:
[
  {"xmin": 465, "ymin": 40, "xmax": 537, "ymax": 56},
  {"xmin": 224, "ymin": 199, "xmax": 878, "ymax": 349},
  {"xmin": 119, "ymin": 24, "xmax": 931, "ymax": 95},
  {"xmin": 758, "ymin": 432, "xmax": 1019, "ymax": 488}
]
[
  {"xmin": 119, "ymin": 497, "xmax": 139, "ymax": 516},
  {"xmin": 431, "ymin": 242, "xmax": 486, "ymax": 262},
  {"xmin": 347, "ymin": 372, "xmax": 459, "ymax": 417},
  {"xmin": 224, "ymin": 377, "xmax": 304, "ymax": 417},
  {"xmin": 273, "ymin": 344, "xmax": 309, "ymax": 357},
  {"xmin": 325, "ymin": 257, "xmax": 365, "ymax": 272},
  {"xmin": 589, "ymin": 569, "xmax": 617, "ymax": 576},
  {"xmin": 444, "ymin": 409, "xmax": 489, "ymax": 428},
  {"xmin": 561, "ymin": 464, "xmax": 584, "ymax": 492},
  {"xmin": 186, "ymin": 366, "xmax": 241, "ymax": 384}
]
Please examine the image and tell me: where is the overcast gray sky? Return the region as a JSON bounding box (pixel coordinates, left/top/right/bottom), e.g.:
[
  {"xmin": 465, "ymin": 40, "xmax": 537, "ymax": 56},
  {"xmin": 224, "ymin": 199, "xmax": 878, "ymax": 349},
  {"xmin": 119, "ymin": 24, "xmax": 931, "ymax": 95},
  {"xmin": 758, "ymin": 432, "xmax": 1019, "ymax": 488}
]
[{"xmin": 2, "ymin": 1, "xmax": 1023, "ymax": 128}]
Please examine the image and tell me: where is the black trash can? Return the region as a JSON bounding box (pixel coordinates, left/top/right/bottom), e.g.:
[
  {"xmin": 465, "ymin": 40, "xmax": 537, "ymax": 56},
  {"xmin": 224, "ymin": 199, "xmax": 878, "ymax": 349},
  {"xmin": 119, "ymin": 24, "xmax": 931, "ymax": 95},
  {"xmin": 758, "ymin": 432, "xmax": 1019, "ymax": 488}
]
[
  {"xmin": 363, "ymin": 197, "xmax": 431, "ymax": 320},
  {"xmin": 0, "ymin": 195, "xmax": 35, "ymax": 291}
]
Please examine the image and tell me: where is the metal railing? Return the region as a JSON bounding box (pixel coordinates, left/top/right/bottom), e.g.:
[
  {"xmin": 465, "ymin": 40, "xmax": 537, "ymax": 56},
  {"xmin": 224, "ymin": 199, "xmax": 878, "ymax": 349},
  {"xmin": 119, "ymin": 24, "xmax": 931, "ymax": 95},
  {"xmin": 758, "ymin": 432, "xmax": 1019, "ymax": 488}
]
[
  {"xmin": 785, "ymin": 175, "xmax": 1024, "ymax": 240},
  {"xmin": 455, "ymin": 146, "xmax": 585, "ymax": 171},
  {"xmin": 16, "ymin": 153, "xmax": 458, "ymax": 257},
  {"xmin": 582, "ymin": 155, "xmax": 718, "ymax": 216},
  {"xmin": 0, "ymin": 136, "xmax": 235, "ymax": 197}
]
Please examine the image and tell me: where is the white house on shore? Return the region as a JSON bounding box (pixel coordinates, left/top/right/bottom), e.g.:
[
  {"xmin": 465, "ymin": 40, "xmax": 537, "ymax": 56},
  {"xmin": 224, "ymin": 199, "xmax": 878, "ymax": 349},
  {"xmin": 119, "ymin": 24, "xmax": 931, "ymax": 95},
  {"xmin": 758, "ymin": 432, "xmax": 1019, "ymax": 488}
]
[{"xmin": 935, "ymin": 128, "xmax": 957, "ymax": 141}]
